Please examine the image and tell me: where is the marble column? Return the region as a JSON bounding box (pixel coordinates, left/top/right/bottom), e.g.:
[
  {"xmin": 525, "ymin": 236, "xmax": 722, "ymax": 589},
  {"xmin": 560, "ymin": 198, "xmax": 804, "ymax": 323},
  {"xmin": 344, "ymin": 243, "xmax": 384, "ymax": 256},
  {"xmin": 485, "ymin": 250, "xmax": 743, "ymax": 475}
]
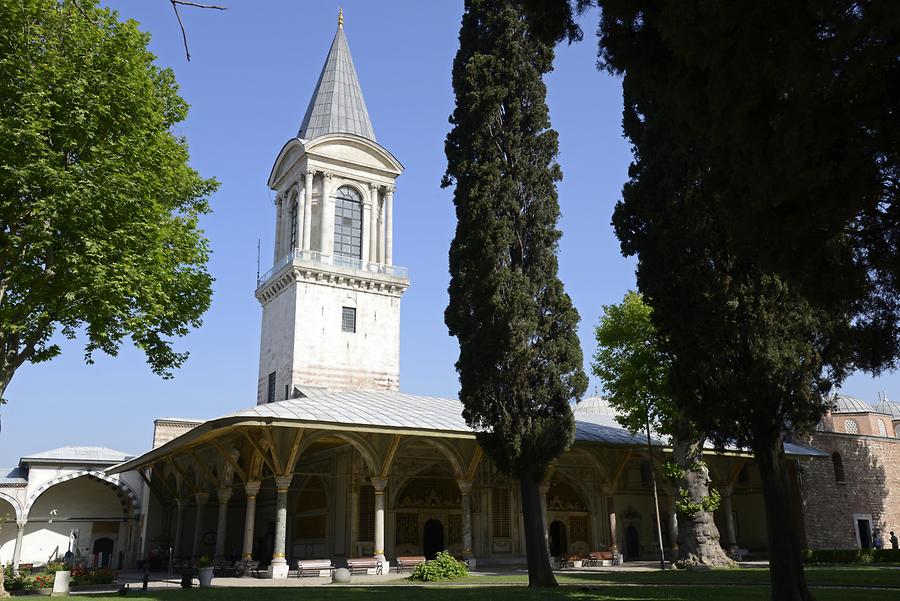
[
  {"xmin": 607, "ymin": 495, "xmax": 618, "ymax": 557},
  {"xmin": 372, "ymin": 477, "xmax": 388, "ymax": 563},
  {"xmin": 721, "ymin": 485, "xmax": 737, "ymax": 550},
  {"xmin": 272, "ymin": 194, "xmax": 284, "ymax": 263},
  {"xmin": 458, "ymin": 480, "xmax": 475, "ymax": 569},
  {"xmin": 377, "ymin": 196, "xmax": 385, "ymax": 264},
  {"xmin": 242, "ymin": 481, "xmax": 261, "ymax": 561},
  {"xmin": 214, "ymin": 488, "xmax": 232, "ymax": 560},
  {"xmin": 539, "ymin": 484, "xmax": 550, "ymax": 553},
  {"xmin": 302, "ymin": 170, "xmax": 313, "ymax": 250},
  {"xmin": 367, "ymin": 185, "xmax": 381, "ymax": 263},
  {"xmin": 384, "ymin": 187, "xmax": 394, "ymax": 266},
  {"xmin": 12, "ymin": 521, "xmax": 26, "ymax": 568},
  {"xmin": 268, "ymin": 475, "xmax": 293, "ymax": 578},
  {"xmin": 173, "ymin": 499, "xmax": 185, "ymax": 558},
  {"xmin": 362, "ymin": 185, "xmax": 374, "ymax": 263},
  {"xmin": 321, "ymin": 172, "xmax": 335, "ymax": 257},
  {"xmin": 191, "ymin": 492, "xmax": 209, "ymax": 559}
]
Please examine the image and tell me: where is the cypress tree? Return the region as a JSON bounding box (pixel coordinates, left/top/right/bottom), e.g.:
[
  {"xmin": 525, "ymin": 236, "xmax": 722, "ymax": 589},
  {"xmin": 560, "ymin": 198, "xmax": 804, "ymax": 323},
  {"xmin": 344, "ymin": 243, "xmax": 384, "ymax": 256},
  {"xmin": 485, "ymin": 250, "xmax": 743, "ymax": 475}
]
[{"xmin": 443, "ymin": 0, "xmax": 588, "ymax": 586}]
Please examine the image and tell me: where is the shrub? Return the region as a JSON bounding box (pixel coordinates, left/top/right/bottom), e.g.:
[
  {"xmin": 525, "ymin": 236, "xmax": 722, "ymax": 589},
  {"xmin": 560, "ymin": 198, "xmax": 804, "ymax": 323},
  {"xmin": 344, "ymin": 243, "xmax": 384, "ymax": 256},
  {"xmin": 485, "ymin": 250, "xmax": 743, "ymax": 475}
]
[
  {"xmin": 44, "ymin": 561, "xmax": 66, "ymax": 575},
  {"xmin": 70, "ymin": 567, "xmax": 116, "ymax": 586},
  {"xmin": 408, "ymin": 551, "xmax": 468, "ymax": 582},
  {"xmin": 803, "ymin": 549, "xmax": 900, "ymax": 564},
  {"xmin": 197, "ymin": 555, "xmax": 214, "ymax": 568}
]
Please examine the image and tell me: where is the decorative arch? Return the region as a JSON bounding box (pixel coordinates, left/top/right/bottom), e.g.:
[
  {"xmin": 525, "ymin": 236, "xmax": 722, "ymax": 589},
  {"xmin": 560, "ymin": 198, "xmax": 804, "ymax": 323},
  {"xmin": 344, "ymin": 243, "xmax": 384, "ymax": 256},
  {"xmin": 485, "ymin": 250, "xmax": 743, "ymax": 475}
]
[
  {"xmin": 25, "ymin": 471, "xmax": 140, "ymax": 519},
  {"xmin": 545, "ymin": 473, "xmax": 589, "ymax": 513},
  {"xmin": 294, "ymin": 429, "xmax": 379, "ymax": 475},
  {"xmin": 220, "ymin": 449, "xmax": 240, "ymax": 487},
  {"xmin": 397, "ymin": 437, "xmax": 465, "ymax": 479},
  {"xmin": 0, "ymin": 489, "xmax": 24, "ymax": 521},
  {"xmin": 393, "ymin": 465, "xmax": 461, "ymax": 510}
]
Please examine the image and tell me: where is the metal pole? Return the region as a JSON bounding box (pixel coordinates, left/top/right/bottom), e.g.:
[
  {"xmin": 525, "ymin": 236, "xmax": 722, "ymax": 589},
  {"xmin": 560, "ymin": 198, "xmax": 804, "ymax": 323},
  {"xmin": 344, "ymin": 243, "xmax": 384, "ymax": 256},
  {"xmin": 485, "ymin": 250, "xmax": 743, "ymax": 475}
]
[{"xmin": 646, "ymin": 412, "xmax": 666, "ymax": 570}]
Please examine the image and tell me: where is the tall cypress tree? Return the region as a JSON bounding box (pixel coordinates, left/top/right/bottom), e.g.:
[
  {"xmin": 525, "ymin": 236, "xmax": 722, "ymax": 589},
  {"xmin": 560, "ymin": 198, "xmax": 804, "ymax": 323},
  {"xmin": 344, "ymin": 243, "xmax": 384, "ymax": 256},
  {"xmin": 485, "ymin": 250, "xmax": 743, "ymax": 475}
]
[{"xmin": 443, "ymin": 0, "xmax": 588, "ymax": 587}]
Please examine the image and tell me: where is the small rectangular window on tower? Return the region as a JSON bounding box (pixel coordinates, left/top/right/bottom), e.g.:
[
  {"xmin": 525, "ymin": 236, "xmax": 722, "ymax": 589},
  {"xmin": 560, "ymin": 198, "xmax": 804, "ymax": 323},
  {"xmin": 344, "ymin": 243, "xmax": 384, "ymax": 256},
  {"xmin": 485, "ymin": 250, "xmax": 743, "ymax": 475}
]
[
  {"xmin": 341, "ymin": 306, "xmax": 357, "ymax": 333},
  {"xmin": 267, "ymin": 371, "xmax": 276, "ymax": 403}
]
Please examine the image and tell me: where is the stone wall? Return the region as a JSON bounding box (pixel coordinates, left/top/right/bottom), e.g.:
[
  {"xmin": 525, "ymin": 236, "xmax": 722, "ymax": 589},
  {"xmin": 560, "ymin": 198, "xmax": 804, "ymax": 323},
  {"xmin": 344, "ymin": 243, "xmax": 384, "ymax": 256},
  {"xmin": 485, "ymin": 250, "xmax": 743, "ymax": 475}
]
[
  {"xmin": 152, "ymin": 419, "xmax": 201, "ymax": 449},
  {"xmin": 798, "ymin": 431, "xmax": 900, "ymax": 549}
]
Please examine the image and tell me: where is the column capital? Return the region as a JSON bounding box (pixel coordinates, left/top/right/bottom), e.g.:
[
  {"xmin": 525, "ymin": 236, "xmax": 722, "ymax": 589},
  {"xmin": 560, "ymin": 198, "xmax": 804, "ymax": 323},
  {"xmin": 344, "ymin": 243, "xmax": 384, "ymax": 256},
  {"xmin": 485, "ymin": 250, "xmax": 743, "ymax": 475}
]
[
  {"xmin": 175, "ymin": 498, "xmax": 186, "ymax": 510},
  {"xmin": 371, "ymin": 477, "xmax": 388, "ymax": 492},
  {"xmin": 244, "ymin": 480, "xmax": 262, "ymax": 497},
  {"xmin": 385, "ymin": 185, "xmax": 395, "ymax": 196},
  {"xmin": 274, "ymin": 474, "xmax": 293, "ymax": 491},
  {"xmin": 217, "ymin": 488, "xmax": 233, "ymax": 504},
  {"xmin": 719, "ymin": 484, "xmax": 734, "ymax": 497},
  {"xmin": 195, "ymin": 491, "xmax": 210, "ymax": 504},
  {"xmin": 16, "ymin": 520, "xmax": 27, "ymax": 529},
  {"xmin": 457, "ymin": 479, "xmax": 473, "ymax": 495},
  {"xmin": 323, "ymin": 171, "xmax": 334, "ymax": 180},
  {"xmin": 305, "ymin": 168, "xmax": 315, "ymax": 178}
]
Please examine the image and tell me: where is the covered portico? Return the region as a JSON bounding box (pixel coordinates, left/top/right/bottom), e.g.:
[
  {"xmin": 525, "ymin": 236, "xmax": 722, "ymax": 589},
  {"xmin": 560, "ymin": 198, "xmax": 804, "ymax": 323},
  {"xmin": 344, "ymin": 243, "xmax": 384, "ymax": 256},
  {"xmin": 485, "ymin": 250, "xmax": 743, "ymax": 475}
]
[{"xmin": 107, "ymin": 393, "xmax": 806, "ymax": 577}]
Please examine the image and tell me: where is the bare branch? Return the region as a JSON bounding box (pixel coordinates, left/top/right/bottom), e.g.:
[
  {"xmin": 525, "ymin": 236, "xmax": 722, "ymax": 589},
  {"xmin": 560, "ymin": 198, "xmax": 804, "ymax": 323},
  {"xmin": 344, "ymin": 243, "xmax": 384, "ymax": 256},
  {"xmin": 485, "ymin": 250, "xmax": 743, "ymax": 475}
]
[
  {"xmin": 171, "ymin": 0, "xmax": 226, "ymax": 9},
  {"xmin": 70, "ymin": 0, "xmax": 98, "ymax": 24},
  {"xmin": 170, "ymin": 0, "xmax": 227, "ymax": 62}
]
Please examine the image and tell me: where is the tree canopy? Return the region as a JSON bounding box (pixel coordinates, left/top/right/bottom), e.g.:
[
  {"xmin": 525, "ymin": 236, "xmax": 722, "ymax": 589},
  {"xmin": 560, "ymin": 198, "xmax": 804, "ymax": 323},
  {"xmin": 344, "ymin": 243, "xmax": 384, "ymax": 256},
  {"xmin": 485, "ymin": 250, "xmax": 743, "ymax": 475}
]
[
  {"xmin": 0, "ymin": 0, "xmax": 217, "ymax": 400},
  {"xmin": 443, "ymin": 0, "xmax": 587, "ymax": 586}
]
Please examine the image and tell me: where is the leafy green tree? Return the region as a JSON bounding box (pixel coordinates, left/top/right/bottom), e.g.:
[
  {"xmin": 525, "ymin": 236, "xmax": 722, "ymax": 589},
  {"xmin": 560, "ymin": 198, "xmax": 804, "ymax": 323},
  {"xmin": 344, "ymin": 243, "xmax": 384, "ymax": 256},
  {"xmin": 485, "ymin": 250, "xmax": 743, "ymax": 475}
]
[
  {"xmin": 443, "ymin": 0, "xmax": 588, "ymax": 587},
  {"xmin": 593, "ymin": 291, "xmax": 731, "ymax": 566},
  {"xmin": 0, "ymin": 0, "xmax": 217, "ymax": 401}
]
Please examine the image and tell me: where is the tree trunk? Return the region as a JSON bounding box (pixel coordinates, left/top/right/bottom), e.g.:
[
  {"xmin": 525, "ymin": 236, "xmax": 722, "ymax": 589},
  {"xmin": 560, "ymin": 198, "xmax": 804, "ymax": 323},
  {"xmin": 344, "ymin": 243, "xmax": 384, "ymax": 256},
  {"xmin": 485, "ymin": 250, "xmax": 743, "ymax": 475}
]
[
  {"xmin": 0, "ymin": 558, "xmax": 8, "ymax": 598},
  {"xmin": 519, "ymin": 474, "xmax": 558, "ymax": 587},
  {"xmin": 755, "ymin": 433, "xmax": 815, "ymax": 601},
  {"xmin": 672, "ymin": 432, "xmax": 733, "ymax": 567}
]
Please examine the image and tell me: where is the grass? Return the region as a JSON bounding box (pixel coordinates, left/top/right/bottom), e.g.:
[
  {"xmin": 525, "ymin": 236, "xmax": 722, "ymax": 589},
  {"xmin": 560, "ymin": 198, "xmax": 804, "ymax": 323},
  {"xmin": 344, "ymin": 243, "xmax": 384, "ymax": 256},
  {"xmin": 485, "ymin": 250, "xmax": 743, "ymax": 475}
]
[{"xmin": 85, "ymin": 567, "xmax": 899, "ymax": 601}]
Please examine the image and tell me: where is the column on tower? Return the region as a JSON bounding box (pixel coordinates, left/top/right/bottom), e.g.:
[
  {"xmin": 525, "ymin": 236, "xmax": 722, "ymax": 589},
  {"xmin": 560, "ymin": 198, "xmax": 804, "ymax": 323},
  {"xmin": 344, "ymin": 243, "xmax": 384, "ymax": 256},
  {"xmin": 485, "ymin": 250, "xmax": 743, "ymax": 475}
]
[
  {"xmin": 362, "ymin": 183, "xmax": 375, "ymax": 263},
  {"xmin": 320, "ymin": 172, "xmax": 335, "ymax": 257},
  {"xmin": 272, "ymin": 193, "xmax": 284, "ymax": 263},
  {"xmin": 293, "ymin": 182, "xmax": 303, "ymax": 253},
  {"xmin": 384, "ymin": 187, "xmax": 394, "ymax": 266},
  {"xmin": 302, "ymin": 170, "xmax": 313, "ymax": 250},
  {"xmin": 370, "ymin": 187, "xmax": 381, "ymax": 263}
]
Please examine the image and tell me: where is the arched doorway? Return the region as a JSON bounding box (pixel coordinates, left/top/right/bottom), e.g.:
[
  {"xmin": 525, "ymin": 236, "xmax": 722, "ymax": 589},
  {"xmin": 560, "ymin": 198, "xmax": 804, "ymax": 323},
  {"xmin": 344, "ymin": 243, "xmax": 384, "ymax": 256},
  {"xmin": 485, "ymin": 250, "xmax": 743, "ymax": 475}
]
[
  {"xmin": 423, "ymin": 519, "xmax": 444, "ymax": 559},
  {"xmin": 549, "ymin": 520, "xmax": 568, "ymax": 557},
  {"xmin": 625, "ymin": 525, "xmax": 640, "ymax": 559},
  {"xmin": 92, "ymin": 537, "xmax": 115, "ymax": 568}
]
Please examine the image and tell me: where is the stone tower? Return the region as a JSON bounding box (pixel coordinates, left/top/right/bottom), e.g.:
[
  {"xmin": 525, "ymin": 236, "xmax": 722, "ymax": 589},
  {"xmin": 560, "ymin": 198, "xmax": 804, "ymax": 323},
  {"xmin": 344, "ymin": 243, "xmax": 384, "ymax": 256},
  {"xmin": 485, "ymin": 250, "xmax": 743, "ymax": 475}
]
[{"xmin": 256, "ymin": 16, "xmax": 408, "ymax": 404}]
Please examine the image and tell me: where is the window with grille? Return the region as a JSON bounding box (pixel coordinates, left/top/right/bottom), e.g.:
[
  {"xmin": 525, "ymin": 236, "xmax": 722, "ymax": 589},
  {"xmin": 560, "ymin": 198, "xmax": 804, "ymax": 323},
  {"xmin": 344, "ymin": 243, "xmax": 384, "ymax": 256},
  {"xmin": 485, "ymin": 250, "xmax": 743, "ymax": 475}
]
[
  {"xmin": 844, "ymin": 419, "xmax": 859, "ymax": 434},
  {"xmin": 267, "ymin": 371, "xmax": 276, "ymax": 403},
  {"xmin": 289, "ymin": 200, "xmax": 298, "ymax": 249},
  {"xmin": 333, "ymin": 186, "xmax": 362, "ymax": 259},
  {"xmin": 358, "ymin": 485, "xmax": 375, "ymax": 542},
  {"xmin": 341, "ymin": 307, "xmax": 357, "ymax": 333},
  {"xmin": 896, "ymin": 424, "xmax": 900, "ymax": 439},
  {"xmin": 877, "ymin": 418, "xmax": 888, "ymax": 437},
  {"xmin": 448, "ymin": 514, "xmax": 463, "ymax": 545},
  {"xmin": 492, "ymin": 488, "xmax": 511, "ymax": 538}
]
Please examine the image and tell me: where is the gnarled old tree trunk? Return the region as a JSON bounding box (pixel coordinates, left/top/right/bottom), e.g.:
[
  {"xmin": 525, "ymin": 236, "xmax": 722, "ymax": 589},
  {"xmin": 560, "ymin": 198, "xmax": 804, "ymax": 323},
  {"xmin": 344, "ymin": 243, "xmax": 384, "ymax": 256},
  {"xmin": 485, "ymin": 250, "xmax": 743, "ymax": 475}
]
[{"xmin": 672, "ymin": 430, "xmax": 734, "ymax": 567}]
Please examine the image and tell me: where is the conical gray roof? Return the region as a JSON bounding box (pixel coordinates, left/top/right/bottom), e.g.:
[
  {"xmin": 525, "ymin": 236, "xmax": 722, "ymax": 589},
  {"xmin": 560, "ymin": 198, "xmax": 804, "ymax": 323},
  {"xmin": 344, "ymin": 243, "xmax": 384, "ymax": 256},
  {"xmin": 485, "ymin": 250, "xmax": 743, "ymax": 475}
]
[{"xmin": 298, "ymin": 25, "xmax": 376, "ymax": 141}]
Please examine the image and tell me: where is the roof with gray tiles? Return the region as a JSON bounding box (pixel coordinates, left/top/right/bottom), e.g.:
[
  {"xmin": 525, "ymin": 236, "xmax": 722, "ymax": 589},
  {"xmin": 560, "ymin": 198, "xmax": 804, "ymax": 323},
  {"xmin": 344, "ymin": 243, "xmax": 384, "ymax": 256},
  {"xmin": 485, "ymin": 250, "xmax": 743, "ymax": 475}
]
[
  {"xmin": 831, "ymin": 393, "xmax": 878, "ymax": 414},
  {"xmin": 0, "ymin": 466, "xmax": 27, "ymax": 485},
  {"xmin": 874, "ymin": 398, "xmax": 900, "ymax": 419},
  {"xmin": 298, "ymin": 25, "xmax": 375, "ymax": 142},
  {"xmin": 20, "ymin": 446, "xmax": 133, "ymax": 465}
]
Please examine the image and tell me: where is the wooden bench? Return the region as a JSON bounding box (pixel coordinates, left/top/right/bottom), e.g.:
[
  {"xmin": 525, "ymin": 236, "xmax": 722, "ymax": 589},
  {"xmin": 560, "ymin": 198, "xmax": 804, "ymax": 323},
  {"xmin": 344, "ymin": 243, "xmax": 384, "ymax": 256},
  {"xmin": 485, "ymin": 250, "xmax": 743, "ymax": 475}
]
[
  {"xmin": 346, "ymin": 558, "xmax": 382, "ymax": 575},
  {"xmin": 395, "ymin": 556, "xmax": 426, "ymax": 573},
  {"xmin": 296, "ymin": 559, "xmax": 334, "ymax": 578}
]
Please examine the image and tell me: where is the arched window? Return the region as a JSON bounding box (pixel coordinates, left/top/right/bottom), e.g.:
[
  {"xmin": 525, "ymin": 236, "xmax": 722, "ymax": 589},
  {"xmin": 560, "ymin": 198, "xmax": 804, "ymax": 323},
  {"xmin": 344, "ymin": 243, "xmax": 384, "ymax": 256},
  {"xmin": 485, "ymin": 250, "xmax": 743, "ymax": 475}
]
[
  {"xmin": 333, "ymin": 185, "xmax": 362, "ymax": 259},
  {"xmin": 844, "ymin": 419, "xmax": 859, "ymax": 435},
  {"xmin": 877, "ymin": 418, "xmax": 888, "ymax": 437},
  {"xmin": 895, "ymin": 424, "xmax": 900, "ymax": 439},
  {"xmin": 289, "ymin": 199, "xmax": 298, "ymax": 249},
  {"xmin": 832, "ymin": 452, "xmax": 845, "ymax": 483}
]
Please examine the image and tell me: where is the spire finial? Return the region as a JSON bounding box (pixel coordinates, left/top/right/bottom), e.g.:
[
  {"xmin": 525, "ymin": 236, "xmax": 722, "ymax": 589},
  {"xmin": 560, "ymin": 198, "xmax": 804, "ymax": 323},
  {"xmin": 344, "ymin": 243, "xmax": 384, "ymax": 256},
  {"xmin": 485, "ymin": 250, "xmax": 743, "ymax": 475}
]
[{"xmin": 338, "ymin": 8, "xmax": 343, "ymax": 29}]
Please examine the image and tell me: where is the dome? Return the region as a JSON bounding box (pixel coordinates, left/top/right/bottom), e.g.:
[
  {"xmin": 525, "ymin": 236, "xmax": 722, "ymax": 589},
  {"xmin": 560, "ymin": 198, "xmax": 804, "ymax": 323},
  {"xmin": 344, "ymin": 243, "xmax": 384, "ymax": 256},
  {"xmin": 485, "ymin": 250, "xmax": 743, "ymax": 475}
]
[
  {"xmin": 574, "ymin": 396, "xmax": 619, "ymax": 418},
  {"xmin": 874, "ymin": 398, "xmax": 900, "ymax": 419},
  {"xmin": 830, "ymin": 393, "xmax": 875, "ymax": 414}
]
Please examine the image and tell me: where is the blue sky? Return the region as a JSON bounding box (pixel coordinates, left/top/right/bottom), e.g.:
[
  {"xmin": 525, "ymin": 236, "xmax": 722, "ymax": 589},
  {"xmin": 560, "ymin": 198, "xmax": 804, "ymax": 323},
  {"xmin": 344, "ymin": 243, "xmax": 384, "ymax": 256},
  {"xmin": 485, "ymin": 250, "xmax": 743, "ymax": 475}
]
[{"xmin": 1, "ymin": 1, "xmax": 896, "ymax": 464}]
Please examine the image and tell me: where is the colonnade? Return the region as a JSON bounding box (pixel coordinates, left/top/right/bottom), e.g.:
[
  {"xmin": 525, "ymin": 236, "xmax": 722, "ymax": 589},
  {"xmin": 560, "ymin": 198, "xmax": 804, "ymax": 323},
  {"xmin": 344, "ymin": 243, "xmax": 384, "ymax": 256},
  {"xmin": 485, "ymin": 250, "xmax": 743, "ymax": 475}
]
[{"xmin": 272, "ymin": 170, "xmax": 394, "ymax": 267}]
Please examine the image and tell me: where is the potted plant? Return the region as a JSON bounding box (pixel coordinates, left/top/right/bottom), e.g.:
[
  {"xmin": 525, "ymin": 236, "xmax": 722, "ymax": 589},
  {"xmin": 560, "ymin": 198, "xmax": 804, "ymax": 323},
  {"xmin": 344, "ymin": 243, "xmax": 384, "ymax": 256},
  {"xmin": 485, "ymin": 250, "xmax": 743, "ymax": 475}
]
[{"xmin": 196, "ymin": 556, "xmax": 214, "ymax": 588}]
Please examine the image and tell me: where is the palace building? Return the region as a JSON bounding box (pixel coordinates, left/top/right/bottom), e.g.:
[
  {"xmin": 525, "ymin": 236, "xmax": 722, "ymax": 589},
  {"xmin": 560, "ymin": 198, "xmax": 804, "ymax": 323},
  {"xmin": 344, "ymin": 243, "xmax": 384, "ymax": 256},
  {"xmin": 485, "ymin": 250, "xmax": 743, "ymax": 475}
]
[{"xmin": 2, "ymin": 16, "xmax": 898, "ymax": 577}]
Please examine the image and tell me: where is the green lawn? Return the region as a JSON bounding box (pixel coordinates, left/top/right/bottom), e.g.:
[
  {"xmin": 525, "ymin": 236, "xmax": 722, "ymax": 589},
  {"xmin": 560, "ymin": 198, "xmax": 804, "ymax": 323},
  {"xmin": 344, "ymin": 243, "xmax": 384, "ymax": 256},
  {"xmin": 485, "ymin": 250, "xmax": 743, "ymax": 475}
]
[{"xmin": 84, "ymin": 567, "xmax": 899, "ymax": 601}]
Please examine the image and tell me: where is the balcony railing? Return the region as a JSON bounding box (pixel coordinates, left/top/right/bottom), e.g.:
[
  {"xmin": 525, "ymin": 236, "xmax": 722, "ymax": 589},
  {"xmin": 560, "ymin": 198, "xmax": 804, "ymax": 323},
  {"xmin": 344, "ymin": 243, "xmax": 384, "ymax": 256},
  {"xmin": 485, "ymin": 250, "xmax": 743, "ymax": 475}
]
[{"xmin": 257, "ymin": 249, "xmax": 409, "ymax": 287}]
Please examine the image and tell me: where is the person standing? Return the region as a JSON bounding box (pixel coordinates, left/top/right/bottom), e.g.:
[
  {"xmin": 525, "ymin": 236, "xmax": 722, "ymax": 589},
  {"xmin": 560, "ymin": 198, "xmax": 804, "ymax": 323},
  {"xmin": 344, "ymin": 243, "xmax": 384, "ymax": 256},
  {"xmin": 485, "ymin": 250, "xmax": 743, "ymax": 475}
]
[
  {"xmin": 890, "ymin": 531, "xmax": 899, "ymax": 550},
  {"xmin": 873, "ymin": 530, "xmax": 884, "ymax": 550}
]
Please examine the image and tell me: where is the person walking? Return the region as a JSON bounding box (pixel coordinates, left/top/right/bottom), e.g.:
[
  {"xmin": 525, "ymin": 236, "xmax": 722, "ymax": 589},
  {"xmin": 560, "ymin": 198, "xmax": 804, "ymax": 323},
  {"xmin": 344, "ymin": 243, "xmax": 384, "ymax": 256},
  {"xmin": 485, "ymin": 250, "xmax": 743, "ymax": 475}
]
[
  {"xmin": 873, "ymin": 530, "xmax": 884, "ymax": 550},
  {"xmin": 890, "ymin": 531, "xmax": 899, "ymax": 550}
]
